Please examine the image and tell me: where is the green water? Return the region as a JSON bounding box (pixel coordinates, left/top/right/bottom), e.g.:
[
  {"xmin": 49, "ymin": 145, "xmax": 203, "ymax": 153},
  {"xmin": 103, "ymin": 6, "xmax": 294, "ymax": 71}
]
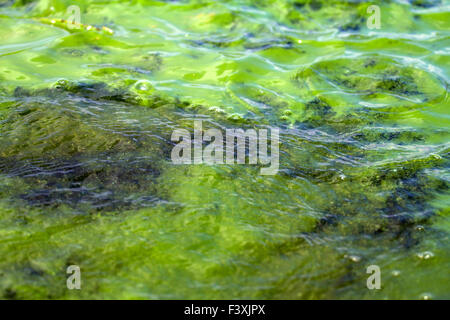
[{"xmin": 0, "ymin": 0, "xmax": 449, "ymax": 299}]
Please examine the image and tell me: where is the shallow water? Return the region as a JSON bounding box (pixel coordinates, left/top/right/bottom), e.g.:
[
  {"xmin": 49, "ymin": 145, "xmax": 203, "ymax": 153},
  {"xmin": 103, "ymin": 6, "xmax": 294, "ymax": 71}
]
[{"xmin": 0, "ymin": 0, "xmax": 449, "ymax": 299}]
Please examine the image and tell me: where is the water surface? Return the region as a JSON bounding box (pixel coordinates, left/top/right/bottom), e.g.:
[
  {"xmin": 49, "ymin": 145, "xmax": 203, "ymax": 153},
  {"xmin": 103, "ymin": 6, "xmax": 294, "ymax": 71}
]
[{"xmin": 0, "ymin": 0, "xmax": 449, "ymax": 299}]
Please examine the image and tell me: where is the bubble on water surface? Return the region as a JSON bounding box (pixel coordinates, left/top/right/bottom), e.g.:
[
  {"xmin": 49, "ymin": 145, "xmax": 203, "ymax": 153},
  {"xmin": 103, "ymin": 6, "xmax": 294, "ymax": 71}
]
[{"xmin": 416, "ymin": 251, "xmax": 434, "ymax": 260}]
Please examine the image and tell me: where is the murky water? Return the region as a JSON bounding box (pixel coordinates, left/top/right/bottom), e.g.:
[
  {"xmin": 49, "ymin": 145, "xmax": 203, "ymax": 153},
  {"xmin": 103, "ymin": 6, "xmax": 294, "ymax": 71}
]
[{"xmin": 0, "ymin": 0, "xmax": 449, "ymax": 299}]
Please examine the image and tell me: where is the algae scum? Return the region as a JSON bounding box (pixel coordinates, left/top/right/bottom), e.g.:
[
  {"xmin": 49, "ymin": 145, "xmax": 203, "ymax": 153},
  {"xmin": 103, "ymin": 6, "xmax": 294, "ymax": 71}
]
[{"xmin": 0, "ymin": 0, "xmax": 449, "ymax": 299}]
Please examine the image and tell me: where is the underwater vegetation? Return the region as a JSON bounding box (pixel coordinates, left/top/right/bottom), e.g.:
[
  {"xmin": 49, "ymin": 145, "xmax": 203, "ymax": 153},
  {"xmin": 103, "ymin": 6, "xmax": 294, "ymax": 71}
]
[{"xmin": 0, "ymin": 0, "xmax": 449, "ymax": 299}]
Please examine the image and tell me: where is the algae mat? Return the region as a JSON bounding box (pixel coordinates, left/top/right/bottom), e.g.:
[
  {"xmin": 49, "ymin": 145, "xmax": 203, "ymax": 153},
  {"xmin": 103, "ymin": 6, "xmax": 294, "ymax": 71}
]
[{"xmin": 0, "ymin": 0, "xmax": 449, "ymax": 299}]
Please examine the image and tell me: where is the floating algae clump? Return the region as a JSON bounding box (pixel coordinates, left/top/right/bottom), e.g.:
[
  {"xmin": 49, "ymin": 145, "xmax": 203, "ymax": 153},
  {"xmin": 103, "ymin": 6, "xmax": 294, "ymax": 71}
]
[{"xmin": 294, "ymin": 56, "xmax": 447, "ymax": 107}]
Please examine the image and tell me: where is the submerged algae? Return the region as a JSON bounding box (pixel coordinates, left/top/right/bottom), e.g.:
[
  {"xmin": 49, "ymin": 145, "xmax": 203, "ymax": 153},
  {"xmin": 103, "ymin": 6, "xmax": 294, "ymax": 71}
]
[
  {"xmin": 0, "ymin": 73, "xmax": 447, "ymax": 299},
  {"xmin": 0, "ymin": 0, "xmax": 449, "ymax": 300},
  {"xmin": 0, "ymin": 80, "xmax": 181, "ymax": 212}
]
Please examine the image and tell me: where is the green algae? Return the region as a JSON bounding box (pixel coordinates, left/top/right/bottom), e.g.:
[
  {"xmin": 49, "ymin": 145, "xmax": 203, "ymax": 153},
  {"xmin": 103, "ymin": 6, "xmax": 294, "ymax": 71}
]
[
  {"xmin": 293, "ymin": 56, "xmax": 447, "ymax": 109},
  {"xmin": 0, "ymin": 0, "xmax": 449, "ymax": 300}
]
